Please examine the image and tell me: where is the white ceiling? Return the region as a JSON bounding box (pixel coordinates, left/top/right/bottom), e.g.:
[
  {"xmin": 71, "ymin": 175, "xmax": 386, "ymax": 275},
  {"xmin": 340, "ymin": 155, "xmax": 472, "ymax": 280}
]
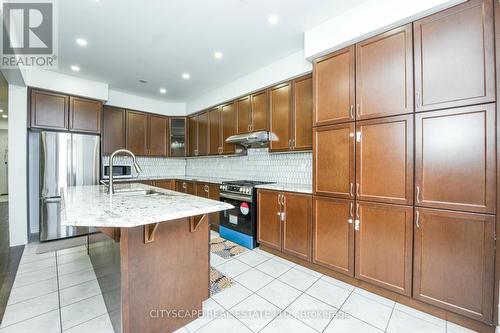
[{"xmin": 55, "ymin": 0, "xmax": 366, "ymax": 102}]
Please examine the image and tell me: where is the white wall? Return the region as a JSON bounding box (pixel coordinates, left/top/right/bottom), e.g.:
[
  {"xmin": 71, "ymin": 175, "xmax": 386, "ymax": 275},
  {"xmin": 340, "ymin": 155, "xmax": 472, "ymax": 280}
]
[
  {"xmin": 304, "ymin": 0, "xmax": 465, "ymax": 60},
  {"xmin": 8, "ymin": 84, "xmax": 28, "ymax": 246},
  {"xmin": 23, "ymin": 67, "xmax": 108, "ymax": 101},
  {"xmin": 186, "ymin": 50, "xmax": 312, "ymax": 114},
  {"xmin": 107, "ymin": 89, "xmax": 186, "ymax": 116}
]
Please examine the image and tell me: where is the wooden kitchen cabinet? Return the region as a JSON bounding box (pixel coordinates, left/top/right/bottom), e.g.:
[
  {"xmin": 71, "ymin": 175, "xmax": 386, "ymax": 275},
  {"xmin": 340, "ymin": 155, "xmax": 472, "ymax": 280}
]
[
  {"xmin": 415, "ymin": 104, "xmax": 496, "ymax": 214},
  {"xmin": 176, "ymin": 180, "xmax": 195, "ymax": 195},
  {"xmin": 148, "ymin": 114, "xmax": 169, "ymax": 157},
  {"xmin": 269, "ymin": 82, "xmax": 292, "ymax": 151},
  {"xmin": 313, "ymin": 196, "xmax": 354, "ymax": 275},
  {"xmin": 292, "ymin": 75, "xmax": 313, "ymax": 150},
  {"xmin": 169, "ymin": 117, "xmax": 186, "ymax": 157},
  {"xmin": 197, "ymin": 112, "xmax": 208, "ymax": 156},
  {"xmin": 258, "ymin": 189, "xmax": 312, "ymax": 261},
  {"xmin": 413, "ymin": 208, "xmax": 495, "ymax": 322},
  {"xmin": 208, "ymin": 107, "xmax": 221, "ymax": 155},
  {"xmin": 313, "ymin": 46, "xmax": 355, "ymax": 126},
  {"xmin": 355, "ymin": 24, "xmax": 413, "ymax": 120},
  {"xmin": 69, "ymin": 96, "xmax": 102, "ymax": 134},
  {"xmin": 102, "ymin": 106, "xmax": 126, "ymax": 155},
  {"xmin": 220, "ymin": 102, "xmax": 236, "ymax": 154},
  {"xmin": 251, "ymin": 90, "xmax": 269, "ymax": 132},
  {"xmin": 126, "ymin": 110, "xmax": 149, "ymax": 156},
  {"xmin": 153, "ymin": 179, "xmax": 175, "ymax": 190},
  {"xmin": 257, "ymin": 190, "xmax": 282, "ymax": 251},
  {"xmin": 356, "ymin": 115, "xmax": 413, "ymax": 205},
  {"xmin": 414, "ymin": 0, "xmax": 495, "ymax": 112},
  {"xmin": 30, "ymin": 89, "xmax": 69, "ymax": 130},
  {"xmin": 282, "ymin": 192, "xmax": 312, "ymax": 261},
  {"xmin": 195, "ymin": 182, "xmax": 221, "ymax": 228},
  {"xmin": 313, "ymin": 123, "xmax": 355, "ymax": 199},
  {"xmin": 236, "ymin": 96, "xmax": 251, "ymax": 134},
  {"xmin": 355, "ymin": 201, "xmax": 413, "ymax": 296},
  {"xmin": 188, "ymin": 116, "xmax": 197, "ymax": 156}
]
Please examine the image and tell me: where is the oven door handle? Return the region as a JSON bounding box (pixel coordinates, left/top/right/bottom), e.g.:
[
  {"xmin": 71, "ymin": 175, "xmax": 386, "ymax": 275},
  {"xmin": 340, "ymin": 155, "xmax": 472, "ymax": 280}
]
[{"xmin": 219, "ymin": 192, "xmax": 253, "ymax": 203}]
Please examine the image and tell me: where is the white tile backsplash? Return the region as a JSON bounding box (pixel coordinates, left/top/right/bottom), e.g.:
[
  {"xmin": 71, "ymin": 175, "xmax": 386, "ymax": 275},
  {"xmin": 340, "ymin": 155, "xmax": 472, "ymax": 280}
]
[{"xmin": 103, "ymin": 149, "xmax": 312, "ymax": 185}]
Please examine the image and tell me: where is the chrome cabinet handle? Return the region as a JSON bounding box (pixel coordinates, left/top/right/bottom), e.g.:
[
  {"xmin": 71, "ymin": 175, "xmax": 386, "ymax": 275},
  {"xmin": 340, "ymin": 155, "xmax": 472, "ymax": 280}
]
[
  {"xmin": 356, "ymin": 203, "xmax": 360, "ymax": 218},
  {"xmin": 350, "ymin": 105, "xmax": 354, "ymax": 119},
  {"xmin": 204, "ymin": 185, "xmax": 209, "ymax": 193},
  {"xmin": 349, "ymin": 183, "xmax": 354, "ymax": 197},
  {"xmin": 415, "ymin": 92, "xmax": 420, "ymax": 109},
  {"xmin": 182, "ymin": 182, "xmax": 187, "ymax": 189},
  {"xmin": 348, "ymin": 202, "xmax": 353, "ymax": 224},
  {"xmin": 356, "ymin": 131, "xmax": 361, "ymax": 142},
  {"xmin": 415, "ymin": 210, "xmax": 420, "ymax": 228},
  {"xmin": 288, "ymin": 139, "xmax": 291, "ymax": 149},
  {"xmin": 356, "ymin": 104, "xmax": 360, "ymax": 118},
  {"xmin": 416, "ymin": 186, "xmax": 421, "ymax": 204},
  {"xmin": 356, "ymin": 183, "xmax": 360, "ymax": 197},
  {"xmin": 354, "ymin": 219, "xmax": 360, "ymax": 231},
  {"xmin": 291, "ymin": 139, "xmax": 295, "ymax": 149}
]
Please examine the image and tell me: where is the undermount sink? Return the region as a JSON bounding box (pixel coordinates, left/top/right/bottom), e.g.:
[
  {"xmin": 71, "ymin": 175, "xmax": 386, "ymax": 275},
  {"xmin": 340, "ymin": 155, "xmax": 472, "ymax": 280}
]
[{"xmin": 113, "ymin": 189, "xmax": 169, "ymax": 197}]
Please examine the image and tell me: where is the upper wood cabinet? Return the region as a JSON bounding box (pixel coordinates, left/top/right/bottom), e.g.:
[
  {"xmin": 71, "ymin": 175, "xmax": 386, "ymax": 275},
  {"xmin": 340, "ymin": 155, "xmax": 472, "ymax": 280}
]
[
  {"xmin": 30, "ymin": 89, "xmax": 69, "ymax": 130},
  {"xmin": 313, "ymin": 123, "xmax": 355, "ymax": 199},
  {"xmin": 69, "ymin": 97, "xmax": 102, "ymax": 133},
  {"xmin": 413, "ymin": 208, "xmax": 495, "ymax": 322},
  {"xmin": 355, "ymin": 201, "xmax": 413, "ymax": 296},
  {"xmin": 355, "ymin": 24, "xmax": 413, "ymax": 120},
  {"xmin": 313, "ymin": 196, "xmax": 354, "ymax": 276},
  {"xmin": 236, "ymin": 96, "xmax": 251, "ymax": 134},
  {"xmin": 169, "ymin": 118, "xmax": 186, "ymax": 157},
  {"xmin": 251, "ymin": 90, "xmax": 269, "ymax": 132},
  {"xmin": 148, "ymin": 114, "xmax": 168, "ymax": 157},
  {"xmin": 313, "ymin": 46, "xmax": 355, "ymax": 126},
  {"xmin": 220, "ymin": 102, "xmax": 236, "ymax": 154},
  {"xmin": 208, "ymin": 107, "xmax": 221, "ymax": 155},
  {"xmin": 102, "ymin": 106, "xmax": 126, "ymax": 155},
  {"xmin": 356, "ymin": 115, "xmax": 414, "ymax": 205},
  {"xmin": 414, "ymin": 0, "xmax": 495, "ymax": 111},
  {"xmin": 415, "ymin": 104, "xmax": 496, "ymax": 214},
  {"xmin": 126, "ymin": 111, "xmax": 149, "ymax": 156},
  {"xmin": 292, "ymin": 75, "xmax": 313, "ymax": 150},
  {"xmin": 257, "ymin": 190, "xmax": 282, "ymax": 251},
  {"xmin": 269, "ymin": 83, "xmax": 292, "ymax": 152},
  {"xmin": 188, "ymin": 116, "xmax": 197, "ymax": 156},
  {"xmin": 197, "ymin": 112, "xmax": 208, "ymax": 156}
]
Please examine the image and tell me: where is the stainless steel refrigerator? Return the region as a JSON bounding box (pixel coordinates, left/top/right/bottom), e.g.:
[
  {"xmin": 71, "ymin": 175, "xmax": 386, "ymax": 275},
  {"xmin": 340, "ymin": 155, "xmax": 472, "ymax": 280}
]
[{"xmin": 29, "ymin": 131, "xmax": 100, "ymax": 242}]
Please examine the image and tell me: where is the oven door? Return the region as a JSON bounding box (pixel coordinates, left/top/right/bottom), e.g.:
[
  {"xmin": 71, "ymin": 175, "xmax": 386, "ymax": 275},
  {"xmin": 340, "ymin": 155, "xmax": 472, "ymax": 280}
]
[{"xmin": 219, "ymin": 193, "xmax": 254, "ymax": 236}]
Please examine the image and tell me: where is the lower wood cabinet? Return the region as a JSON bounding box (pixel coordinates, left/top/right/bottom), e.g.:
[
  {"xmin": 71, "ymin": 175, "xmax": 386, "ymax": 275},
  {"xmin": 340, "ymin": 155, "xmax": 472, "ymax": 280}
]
[
  {"xmin": 153, "ymin": 179, "xmax": 176, "ymax": 190},
  {"xmin": 257, "ymin": 190, "xmax": 312, "ymax": 261},
  {"xmin": 195, "ymin": 183, "xmax": 221, "ymax": 228},
  {"xmin": 355, "ymin": 201, "xmax": 413, "ymax": 296},
  {"xmin": 313, "ymin": 196, "xmax": 354, "ymax": 276},
  {"xmin": 413, "ymin": 208, "xmax": 495, "ymax": 323},
  {"xmin": 175, "ymin": 180, "xmax": 195, "ymax": 195}
]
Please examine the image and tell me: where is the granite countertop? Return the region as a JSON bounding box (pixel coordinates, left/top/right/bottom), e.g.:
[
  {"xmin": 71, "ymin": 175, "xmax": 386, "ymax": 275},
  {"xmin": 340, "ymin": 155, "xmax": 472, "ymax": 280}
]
[
  {"xmin": 255, "ymin": 183, "xmax": 312, "ymax": 194},
  {"xmin": 61, "ymin": 183, "xmax": 233, "ymax": 228},
  {"xmin": 102, "ymin": 175, "xmax": 234, "ymax": 185}
]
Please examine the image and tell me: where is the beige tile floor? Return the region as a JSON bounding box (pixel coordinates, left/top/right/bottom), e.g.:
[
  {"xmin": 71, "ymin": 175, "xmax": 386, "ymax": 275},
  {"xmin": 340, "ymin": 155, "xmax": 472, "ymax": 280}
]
[{"xmin": 0, "ymin": 232, "xmax": 480, "ymax": 333}]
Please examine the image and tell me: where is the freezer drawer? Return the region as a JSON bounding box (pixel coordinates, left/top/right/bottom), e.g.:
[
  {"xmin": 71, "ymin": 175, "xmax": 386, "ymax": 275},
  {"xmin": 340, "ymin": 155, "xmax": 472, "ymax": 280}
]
[{"xmin": 40, "ymin": 198, "xmax": 89, "ymax": 242}]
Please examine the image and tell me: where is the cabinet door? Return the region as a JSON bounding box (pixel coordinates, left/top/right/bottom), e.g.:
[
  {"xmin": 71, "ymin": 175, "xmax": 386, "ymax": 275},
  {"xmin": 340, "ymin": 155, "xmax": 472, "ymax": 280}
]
[
  {"xmin": 356, "ymin": 24, "xmax": 413, "ymax": 119},
  {"xmin": 176, "ymin": 181, "xmax": 195, "ymax": 194},
  {"xmin": 282, "ymin": 192, "xmax": 312, "ymax": 261},
  {"xmin": 269, "ymin": 83, "xmax": 291, "ymax": 152},
  {"xmin": 197, "ymin": 112, "xmax": 209, "ymax": 156},
  {"xmin": 207, "ymin": 184, "xmax": 221, "ymax": 227},
  {"xmin": 169, "ymin": 118, "xmax": 186, "ymax": 157},
  {"xmin": 313, "ymin": 46, "xmax": 355, "ymax": 126},
  {"xmin": 195, "ymin": 183, "xmax": 208, "ymax": 198},
  {"xmin": 30, "ymin": 89, "xmax": 69, "ymax": 130},
  {"xmin": 292, "ymin": 75, "xmax": 313, "ymax": 151},
  {"xmin": 355, "ymin": 202, "xmax": 413, "ymax": 296},
  {"xmin": 102, "ymin": 106, "xmax": 126, "ymax": 155},
  {"xmin": 188, "ymin": 116, "xmax": 198, "ymax": 156},
  {"xmin": 313, "ymin": 196, "xmax": 354, "ymax": 275},
  {"xmin": 126, "ymin": 111, "xmax": 149, "ymax": 156},
  {"xmin": 356, "ymin": 115, "xmax": 413, "ymax": 205},
  {"xmin": 251, "ymin": 90, "xmax": 269, "ymax": 131},
  {"xmin": 257, "ymin": 190, "xmax": 281, "ymax": 251},
  {"xmin": 69, "ymin": 97, "xmax": 102, "ymax": 133},
  {"xmin": 313, "ymin": 123, "xmax": 355, "ymax": 199},
  {"xmin": 413, "ymin": 208, "xmax": 494, "ymax": 322},
  {"xmin": 221, "ymin": 102, "xmax": 236, "ymax": 154},
  {"xmin": 148, "ymin": 115, "xmax": 168, "ymax": 157},
  {"xmin": 208, "ymin": 107, "xmax": 221, "ymax": 155},
  {"xmin": 236, "ymin": 96, "xmax": 251, "ymax": 134},
  {"xmin": 414, "ymin": 0, "xmax": 495, "ymax": 111},
  {"xmin": 415, "ymin": 104, "xmax": 496, "ymax": 213},
  {"xmin": 154, "ymin": 180, "xmax": 175, "ymax": 190}
]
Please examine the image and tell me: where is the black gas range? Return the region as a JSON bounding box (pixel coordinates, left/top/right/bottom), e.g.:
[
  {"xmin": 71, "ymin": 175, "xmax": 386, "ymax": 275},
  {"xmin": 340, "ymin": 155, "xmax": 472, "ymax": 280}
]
[{"xmin": 219, "ymin": 180, "xmax": 273, "ymax": 249}]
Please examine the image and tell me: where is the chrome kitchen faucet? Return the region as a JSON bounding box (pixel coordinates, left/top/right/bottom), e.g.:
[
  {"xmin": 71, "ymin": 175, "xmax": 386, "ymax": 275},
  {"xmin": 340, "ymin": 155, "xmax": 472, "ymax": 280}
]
[{"xmin": 108, "ymin": 149, "xmax": 142, "ymax": 194}]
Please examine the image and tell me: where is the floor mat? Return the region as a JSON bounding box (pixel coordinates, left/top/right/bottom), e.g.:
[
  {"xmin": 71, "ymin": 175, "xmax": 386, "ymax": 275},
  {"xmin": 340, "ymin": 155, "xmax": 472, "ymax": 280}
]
[
  {"xmin": 210, "ymin": 267, "xmax": 234, "ymax": 296},
  {"xmin": 210, "ymin": 237, "xmax": 247, "ymax": 259}
]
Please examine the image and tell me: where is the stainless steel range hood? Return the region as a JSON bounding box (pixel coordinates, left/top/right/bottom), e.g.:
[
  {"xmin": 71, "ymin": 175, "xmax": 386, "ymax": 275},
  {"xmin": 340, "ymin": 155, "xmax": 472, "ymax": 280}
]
[{"xmin": 225, "ymin": 131, "xmax": 269, "ymax": 148}]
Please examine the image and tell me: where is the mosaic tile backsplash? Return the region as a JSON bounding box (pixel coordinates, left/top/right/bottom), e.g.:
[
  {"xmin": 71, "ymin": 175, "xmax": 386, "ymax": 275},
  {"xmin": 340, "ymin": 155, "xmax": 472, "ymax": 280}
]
[
  {"xmin": 186, "ymin": 149, "xmax": 312, "ymax": 185},
  {"xmin": 103, "ymin": 149, "xmax": 312, "ymax": 185}
]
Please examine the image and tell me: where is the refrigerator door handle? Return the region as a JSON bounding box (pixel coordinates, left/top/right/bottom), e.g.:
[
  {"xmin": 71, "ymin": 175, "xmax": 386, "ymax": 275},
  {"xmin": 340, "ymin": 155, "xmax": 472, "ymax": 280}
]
[{"xmin": 41, "ymin": 197, "xmax": 61, "ymax": 203}]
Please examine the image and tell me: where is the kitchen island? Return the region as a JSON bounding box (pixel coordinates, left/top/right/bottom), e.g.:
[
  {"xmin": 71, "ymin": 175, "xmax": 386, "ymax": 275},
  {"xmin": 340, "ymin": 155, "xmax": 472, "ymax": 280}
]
[{"xmin": 61, "ymin": 183, "xmax": 233, "ymax": 333}]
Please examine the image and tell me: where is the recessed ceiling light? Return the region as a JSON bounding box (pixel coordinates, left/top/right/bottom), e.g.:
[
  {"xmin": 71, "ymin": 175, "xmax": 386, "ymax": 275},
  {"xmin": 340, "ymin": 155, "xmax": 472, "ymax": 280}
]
[
  {"xmin": 0, "ymin": 109, "xmax": 3, "ymax": 113},
  {"xmin": 214, "ymin": 51, "xmax": 223, "ymax": 59},
  {"xmin": 70, "ymin": 65, "xmax": 80, "ymax": 72},
  {"xmin": 182, "ymin": 73, "xmax": 190, "ymax": 80},
  {"xmin": 2, "ymin": 115, "xmax": 7, "ymax": 119},
  {"xmin": 268, "ymin": 15, "xmax": 279, "ymax": 24},
  {"xmin": 159, "ymin": 88, "xmax": 167, "ymax": 94},
  {"xmin": 76, "ymin": 38, "xmax": 87, "ymax": 47}
]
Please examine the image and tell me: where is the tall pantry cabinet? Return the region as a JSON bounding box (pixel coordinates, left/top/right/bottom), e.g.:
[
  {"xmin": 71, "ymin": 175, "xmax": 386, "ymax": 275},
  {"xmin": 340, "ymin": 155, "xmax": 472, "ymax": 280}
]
[{"xmin": 312, "ymin": 0, "xmax": 496, "ymax": 326}]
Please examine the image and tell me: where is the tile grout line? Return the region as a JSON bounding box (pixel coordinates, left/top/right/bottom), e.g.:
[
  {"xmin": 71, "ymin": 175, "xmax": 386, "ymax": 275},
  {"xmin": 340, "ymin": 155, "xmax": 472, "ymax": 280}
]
[
  {"xmin": 384, "ymin": 302, "xmax": 396, "ymax": 332},
  {"xmin": 55, "ymin": 251, "xmax": 63, "ymax": 333}
]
